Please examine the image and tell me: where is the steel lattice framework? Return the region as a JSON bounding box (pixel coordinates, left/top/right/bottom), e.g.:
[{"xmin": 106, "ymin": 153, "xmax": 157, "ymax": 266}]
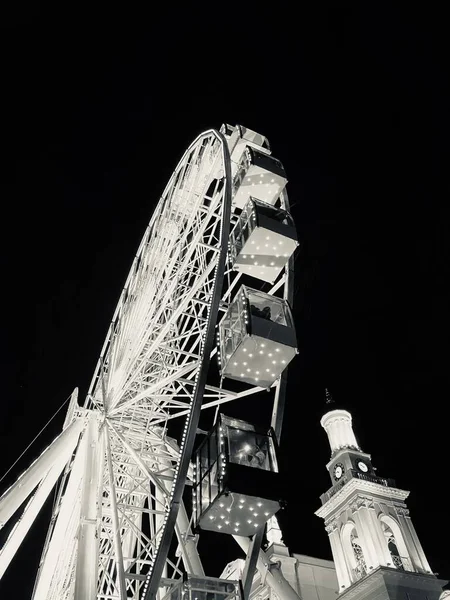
[{"xmin": 0, "ymin": 125, "xmax": 298, "ymax": 600}]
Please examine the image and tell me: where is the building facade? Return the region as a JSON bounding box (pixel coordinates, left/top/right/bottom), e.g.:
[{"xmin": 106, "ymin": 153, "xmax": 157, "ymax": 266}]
[{"xmin": 222, "ymin": 404, "xmax": 447, "ymax": 600}]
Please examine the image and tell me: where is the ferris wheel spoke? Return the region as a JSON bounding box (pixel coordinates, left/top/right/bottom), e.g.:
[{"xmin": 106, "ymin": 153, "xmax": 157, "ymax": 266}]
[
  {"xmin": 108, "ymin": 231, "xmax": 222, "ymax": 411},
  {"xmin": 161, "ymin": 383, "xmax": 270, "ymax": 425},
  {"xmin": 109, "ymin": 361, "xmax": 200, "ymax": 417}
]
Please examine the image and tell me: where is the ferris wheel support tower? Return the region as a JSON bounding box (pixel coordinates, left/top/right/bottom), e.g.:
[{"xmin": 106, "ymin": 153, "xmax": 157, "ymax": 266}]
[{"xmin": 0, "ymin": 125, "xmax": 300, "ymax": 600}]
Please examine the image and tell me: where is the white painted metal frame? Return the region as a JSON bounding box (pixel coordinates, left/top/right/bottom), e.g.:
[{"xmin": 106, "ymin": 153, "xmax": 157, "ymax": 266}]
[{"xmin": 0, "ymin": 125, "xmax": 299, "ymax": 600}]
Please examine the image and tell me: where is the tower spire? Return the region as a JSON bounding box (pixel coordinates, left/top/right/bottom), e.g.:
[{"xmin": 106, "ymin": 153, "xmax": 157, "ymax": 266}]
[{"xmin": 325, "ymin": 388, "xmax": 334, "ymax": 405}]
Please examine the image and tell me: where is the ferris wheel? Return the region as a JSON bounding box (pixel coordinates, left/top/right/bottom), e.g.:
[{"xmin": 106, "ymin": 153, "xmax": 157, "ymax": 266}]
[{"xmin": 0, "ymin": 125, "xmax": 299, "ymax": 600}]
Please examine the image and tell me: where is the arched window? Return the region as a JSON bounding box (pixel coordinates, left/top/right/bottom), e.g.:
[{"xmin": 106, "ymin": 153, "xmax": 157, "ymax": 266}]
[
  {"xmin": 379, "ymin": 514, "xmax": 412, "ymax": 571},
  {"xmin": 386, "ymin": 532, "xmax": 404, "ymax": 569},
  {"xmin": 341, "ymin": 522, "xmax": 367, "ymax": 582},
  {"xmin": 351, "ymin": 531, "xmax": 367, "ymax": 578}
]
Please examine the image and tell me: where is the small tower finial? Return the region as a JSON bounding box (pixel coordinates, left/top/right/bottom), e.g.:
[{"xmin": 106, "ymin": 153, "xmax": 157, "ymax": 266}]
[{"xmin": 325, "ymin": 388, "xmax": 334, "ymax": 405}]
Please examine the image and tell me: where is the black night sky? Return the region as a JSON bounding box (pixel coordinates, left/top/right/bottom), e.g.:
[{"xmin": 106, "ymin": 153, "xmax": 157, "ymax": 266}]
[{"xmin": 0, "ymin": 4, "xmax": 449, "ymax": 598}]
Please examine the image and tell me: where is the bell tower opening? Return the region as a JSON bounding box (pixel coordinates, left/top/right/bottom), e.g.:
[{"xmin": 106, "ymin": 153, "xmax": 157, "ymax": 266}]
[
  {"xmin": 350, "ymin": 531, "xmax": 367, "ymax": 580},
  {"xmin": 386, "ymin": 533, "xmax": 403, "ymax": 570},
  {"xmin": 379, "ymin": 513, "xmax": 412, "ymax": 571},
  {"xmin": 341, "ymin": 521, "xmax": 367, "ymax": 583}
]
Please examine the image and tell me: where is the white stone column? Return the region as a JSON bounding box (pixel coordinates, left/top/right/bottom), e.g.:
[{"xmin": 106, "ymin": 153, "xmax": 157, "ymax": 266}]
[
  {"xmin": 326, "ymin": 522, "xmax": 351, "ymax": 590},
  {"xmin": 368, "ymin": 507, "xmax": 392, "ymax": 566},
  {"xmin": 351, "ymin": 500, "xmax": 380, "ymax": 572},
  {"xmin": 398, "ymin": 509, "xmax": 433, "ymax": 574}
]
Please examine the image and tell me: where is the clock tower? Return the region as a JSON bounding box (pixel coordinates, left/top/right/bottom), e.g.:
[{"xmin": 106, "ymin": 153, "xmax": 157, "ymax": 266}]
[{"xmin": 315, "ymin": 398, "xmax": 447, "ymax": 600}]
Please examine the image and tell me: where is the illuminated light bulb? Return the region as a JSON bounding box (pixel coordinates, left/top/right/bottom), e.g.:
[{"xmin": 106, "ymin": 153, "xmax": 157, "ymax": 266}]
[
  {"xmin": 271, "ymin": 179, "xmax": 275, "ymax": 183},
  {"xmin": 257, "ymin": 502, "xmax": 262, "ymax": 507},
  {"xmin": 209, "ymin": 515, "xmax": 214, "ymax": 520},
  {"xmin": 250, "ymin": 255, "xmax": 255, "ymax": 259},
  {"xmin": 249, "ymin": 506, "xmax": 254, "ymax": 511},
  {"xmin": 259, "ymin": 350, "xmax": 264, "ymax": 354},
  {"xmin": 243, "ymin": 362, "xmax": 247, "ymax": 366},
  {"xmin": 256, "ymin": 371, "xmax": 260, "ymax": 375},
  {"xmin": 247, "ymin": 177, "xmax": 251, "ymax": 181},
  {"xmin": 233, "ymin": 362, "xmax": 238, "ymax": 366},
  {"xmin": 226, "ymin": 508, "xmax": 231, "ymax": 512},
  {"xmin": 256, "ymin": 246, "xmax": 260, "ymax": 250},
  {"xmin": 220, "ymin": 515, "xmax": 225, "ymax": 519},
  {"xmin": 266, "ymin": 368, "xmax": 270, "ymax": 372},
  {"xmin": 268, "ymin": 353, "xmax": 273, "ymax": 357},
  {"xmin": 239, "ymin": 505, "xmax": 243, "ymax": 509},
  {"xmin": 264, "ymin": 512, "xmax": 269, "ymax": 516},
  {"xmin": 225, "ymin": 520, "xmax": 230, "ymax": 525},
  {"xmin": 242, "ymin": 255, "xmax": 247, "ymax": 259},
  {"xmin": 234, "ymin": 528, "xmax": 239, "ymax": 532},
  {"xmin": 246, "ymin": 368, "xmax": 251, "ymax": 372},
  {"xmin": 251, "ymin": 240, "xmax": 255, "ymax": 244},
  {"xmin": 218, "ymin": 525, "xmax": 222, "ymax": 529},
  {"xmin": 273, "ymin": 246, "xmax": 277, "ymax": 250},
  {"xmin": 272, "ymin": 360, "xmax": 277, "ymax": 365},
  {"xmin": 248, "ymin": 353, "xmax": 253, "ymax": 357},
  {"xmin": 255, "ymin": 378, "xmax": 259, "ymax": 381},
  {"xmin": 253, "ymin": 523, "xmax": 259, "ymax": 528},
  {"xmin": 244, "ymin": 444, "xmax": 251, "ymax": 452},
  {"xmin": 266, "ymin": 236, "xmax": 270, "ymax": 240},
  {"xmin": 275, "ymin": 348, "xmax": 280, "ymax": 352},
  {"xmin": 271, "ymin": 373, "xmax": 275, "ymax": 377},
  {"xmin": 253, "ymin": 513, "xmax": 259, "ymax": 517},
  {"xmin": 270, "ymin": 262, "xmax": 275, "ymax": 266},
  {"xmin": 254, "ymin": 262, "xmax": 258, "ymax": 266},
  {"xmin": 247, "ymin": 519, "xmax": 252, "ymax": 524},
  {"xmin": 282, "ymin": 360, "xmax": 286, "ymax": 364},
  {"xmin": 261, "ymin": 343, "xmax": 265, "ymax": 348},
  {"xmin": 235, "ymin": 522, "xmax": 240, "ymax": 526},
  {"xmin": 219, "ymin": 503, "xmax": 224, "ymax": 507},
  {"xmin": 240, "ymin": 498, "xmax": 245, "ymax": 503},
  {"xmin": 240, "ymin": 373, "xmax": 245, "ymax": 377},
  {"xmin": 243, "ymin": 348, "xmax": 247, "ymax": 352}
]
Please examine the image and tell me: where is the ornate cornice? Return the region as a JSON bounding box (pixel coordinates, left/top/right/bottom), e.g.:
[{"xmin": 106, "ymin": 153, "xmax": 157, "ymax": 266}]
[{"xmin": 316, "ymin": 478, "xmax": 409, "ymax": 519}]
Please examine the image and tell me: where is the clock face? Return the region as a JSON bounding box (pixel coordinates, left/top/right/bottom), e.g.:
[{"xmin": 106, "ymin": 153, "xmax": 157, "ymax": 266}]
[
  {"xmin": 334, "ymin": 463, "xmax": 344, "ymax": 480},
  {"xmin": 357, "ymin": 461, "xmax": 368, "ymax": 473}
]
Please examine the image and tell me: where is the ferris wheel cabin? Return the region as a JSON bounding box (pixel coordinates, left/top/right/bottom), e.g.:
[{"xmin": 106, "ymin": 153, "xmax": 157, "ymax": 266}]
[
  {"xmin": 229, "ymin": 197, "xmax": 298, "ymax": 284},
  {"xmin": 161, "ymin": 574, "xmax": 241, "ymax": 600},
  {"xmin": 217, "ymin": 285, "xmax": 297, "ymax": 388},
  {"xmin": 192, "ymin": 415, "xmax": 282, "ymax": 537}
]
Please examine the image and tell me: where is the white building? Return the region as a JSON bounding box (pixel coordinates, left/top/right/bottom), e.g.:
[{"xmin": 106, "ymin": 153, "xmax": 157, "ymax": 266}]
[{"xmin": 222, "ymin": 401, "xmax": 448, "ymax": 600}]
